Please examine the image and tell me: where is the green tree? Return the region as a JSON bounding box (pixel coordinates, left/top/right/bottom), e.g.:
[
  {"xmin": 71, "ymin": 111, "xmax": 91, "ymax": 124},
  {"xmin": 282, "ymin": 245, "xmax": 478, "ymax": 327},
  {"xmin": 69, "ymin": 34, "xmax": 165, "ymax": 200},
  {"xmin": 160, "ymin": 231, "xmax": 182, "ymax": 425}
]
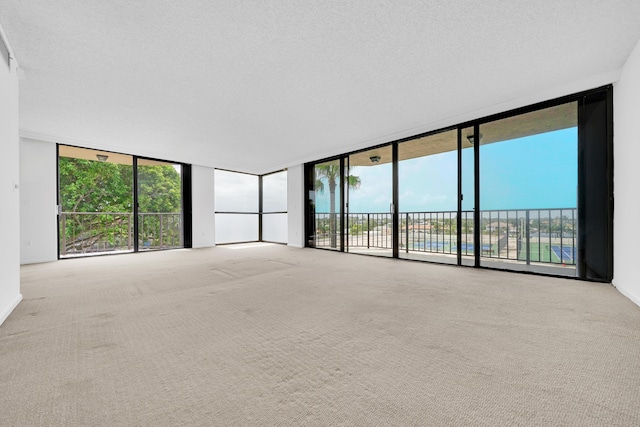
[
  {"xmin": 58, "ymin": 158, "xmax": 182, "ymax": 254},
  {"xmin": 59, "ymin": 158, "xmax": 133, "ymax": 213},
  {"xmin": 315, "ymin": 164, "xmax": 361, "ymax": 248},
  {"xmin": 137, "ymin": 165, "xmax": 182, "ymax": 248},
  {"xmin": 137, "ymin": 165, "xmax": 182, "ymax": 213},
  {"xmin": 59, "ymin": 158, "xmax": 133, "ymax": 254}
]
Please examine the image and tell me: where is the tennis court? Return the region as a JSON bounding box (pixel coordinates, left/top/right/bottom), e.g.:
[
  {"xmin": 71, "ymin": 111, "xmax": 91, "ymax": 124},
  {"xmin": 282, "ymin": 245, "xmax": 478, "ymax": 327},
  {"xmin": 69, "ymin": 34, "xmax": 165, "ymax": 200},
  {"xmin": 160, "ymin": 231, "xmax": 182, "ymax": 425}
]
[
  {"xmin": 414, "ymin": 242, "xmax": 448, "ymax": 250},
  {"xmin": 452, "ymin": 244, "xmax": 492, "ymax": 252},
  {"xmin": 551, "ymin": 245, "xmax": 576, "ymax": 263},
  {"xmin": 518, "ymin": 243, "xmax": 576, "ymax": 264},
  {"xmin": 411, "ymin": 242, "xmax": 493, "ymax": 254}
]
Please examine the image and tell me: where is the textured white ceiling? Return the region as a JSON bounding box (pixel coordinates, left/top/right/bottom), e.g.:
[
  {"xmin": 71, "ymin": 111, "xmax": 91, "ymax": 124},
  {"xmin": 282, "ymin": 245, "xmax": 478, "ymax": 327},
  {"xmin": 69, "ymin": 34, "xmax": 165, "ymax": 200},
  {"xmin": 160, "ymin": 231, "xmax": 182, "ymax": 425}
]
[{"xmin": 1, "ymin": 1, "xmax": 640, "ymax": 173}]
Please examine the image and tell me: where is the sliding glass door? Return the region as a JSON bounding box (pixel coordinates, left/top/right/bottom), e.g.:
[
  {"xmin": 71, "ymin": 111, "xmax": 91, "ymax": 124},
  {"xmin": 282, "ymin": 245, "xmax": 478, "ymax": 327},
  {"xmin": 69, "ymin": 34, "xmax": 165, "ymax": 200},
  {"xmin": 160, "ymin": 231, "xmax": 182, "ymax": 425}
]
[
  {"xmin": 346, "ymin": 146, "xmax": 393, "ymax": 257},
  {"xmin": 478, "ymin": 102, "xmax": 578, "ymax": 276},
  {"xmin": 137, "ymin": 159, "xmax": 183, "ymax": 251},
  {"xmin": 460, "ymin": 126, "xmax": 476, "ymax": 266},
  {"xmin": 58, "ymin": 145, "xmax": 189, "ymax": 258},
  {"xmin": 58, "ymin": 146, "xmax": 134, "ymax": 257},
  {"xmin": 304, "ymin": 116, "xmax": 577, "ymax": 274},
  {"xmin": 305, "ymin": 87, "xmax": 612, "ymax": 282},
  {"xmin": 398, "ymin": 130, "xmax": 457, "ymax": 264},
  {"xmin": 310, "ymin": 159, "xmax": 344, "ymax": 251}
]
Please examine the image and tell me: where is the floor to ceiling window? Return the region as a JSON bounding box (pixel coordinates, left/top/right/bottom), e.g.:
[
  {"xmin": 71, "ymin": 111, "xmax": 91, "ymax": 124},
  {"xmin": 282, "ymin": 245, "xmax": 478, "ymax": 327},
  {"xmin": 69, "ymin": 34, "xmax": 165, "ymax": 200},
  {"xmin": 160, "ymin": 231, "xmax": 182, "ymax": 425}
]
[
  {"xmin": 460, "ymin": 126, "xmax": 476, "ymax": 267},
  {"xmin": 347, "ymin": 146, "xmax": 393, "ymax": 258},
  {"xmin": 57, "ymin": 145, "xmax": 190, "ymax": 258},
  {"xmin": 305, "ymin": 86, "xmax": 613, "ymax": 282},
  {"xmin": 478, "ymin": 102, "xmax": 578, "ymax": 275},
  {"xmin": 214, "ymin": 169, "xmax": 259, "ymax": 244},
  {"xmin": 398, "ymin": 130, "xmax": 458, "ymax": 264},
  {"xmin": 58, "ymin": 146, "xmax": 134, "ymax": 257},
  {"xmin": 309, "ymin": 159, "xmax": 344, "ymax": 251},
  {"xmin": 262, "ymin": 170, "xmax": 288, "ymax": 244},
  {"xmin": 137, "ymin": 158, "xmax": 184, "ymax": 251},
  {"xmin": 214, "ymin": 168, "xmax": 289, "ymax": 245}
]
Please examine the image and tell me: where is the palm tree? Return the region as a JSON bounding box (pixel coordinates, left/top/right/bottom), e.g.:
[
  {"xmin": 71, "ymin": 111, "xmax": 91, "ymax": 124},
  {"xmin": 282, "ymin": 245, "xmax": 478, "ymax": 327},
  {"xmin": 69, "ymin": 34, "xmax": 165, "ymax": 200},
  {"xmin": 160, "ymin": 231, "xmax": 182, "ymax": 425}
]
[{"xmin": 315, "ymin": 164, "xmax": 361, "ymax": 248}]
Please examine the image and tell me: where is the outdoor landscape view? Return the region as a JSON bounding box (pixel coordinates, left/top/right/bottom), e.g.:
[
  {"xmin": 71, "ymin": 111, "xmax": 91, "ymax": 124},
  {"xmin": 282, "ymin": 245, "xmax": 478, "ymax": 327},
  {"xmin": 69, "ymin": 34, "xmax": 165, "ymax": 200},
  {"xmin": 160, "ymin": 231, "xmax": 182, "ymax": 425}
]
[
  {"xmin": 312, "ymin": 102, "xmax": 578, "ymax": 274},
  {"xmin": 58, "ymin": 147, "xmax": 182, "ymax": 256}
]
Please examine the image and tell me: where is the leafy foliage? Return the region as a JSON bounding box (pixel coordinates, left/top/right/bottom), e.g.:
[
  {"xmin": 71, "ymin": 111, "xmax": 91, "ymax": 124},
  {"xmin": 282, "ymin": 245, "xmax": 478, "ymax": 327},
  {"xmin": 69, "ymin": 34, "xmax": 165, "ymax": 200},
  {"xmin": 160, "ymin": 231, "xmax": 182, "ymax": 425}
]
[
  {"xmin": 137, "ymin": 165, "xmax": 182, "ymax": 213},
  {"xmin": 59, "ymin": 158, "xmax": 133, "ymax": 213},
  {"xmin": 59, "ymin": 158, "xmax": 182, "ymax": 254}
]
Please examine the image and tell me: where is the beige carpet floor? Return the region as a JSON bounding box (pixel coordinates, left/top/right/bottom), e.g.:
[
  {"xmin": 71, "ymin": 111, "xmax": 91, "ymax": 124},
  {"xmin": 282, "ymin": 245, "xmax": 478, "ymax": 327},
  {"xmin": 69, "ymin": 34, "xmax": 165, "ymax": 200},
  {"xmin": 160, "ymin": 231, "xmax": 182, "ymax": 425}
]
[{"xmin": 2, "ymin": 244, "xmax": 640, "ymax": 426}]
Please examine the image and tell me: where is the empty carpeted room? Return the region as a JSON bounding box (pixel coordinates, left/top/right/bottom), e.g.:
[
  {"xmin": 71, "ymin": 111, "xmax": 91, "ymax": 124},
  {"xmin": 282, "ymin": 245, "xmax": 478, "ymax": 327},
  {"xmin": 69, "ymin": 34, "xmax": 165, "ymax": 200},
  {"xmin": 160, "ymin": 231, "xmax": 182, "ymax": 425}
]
[{"xmin": 1, "ymin": 1, "xmax": 640, "ymax": 426}]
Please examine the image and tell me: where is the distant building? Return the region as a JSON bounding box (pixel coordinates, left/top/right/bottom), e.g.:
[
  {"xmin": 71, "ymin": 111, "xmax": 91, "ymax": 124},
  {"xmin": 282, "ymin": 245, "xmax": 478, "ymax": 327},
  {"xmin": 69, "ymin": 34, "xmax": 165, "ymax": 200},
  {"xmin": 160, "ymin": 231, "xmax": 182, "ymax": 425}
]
[
  {"xmin": 408, "ymin": 224, "xmax": 431, "ymax": 233},
  {"xmin": 486, "ymin": 221, "xmax": 513, "ymax": 233}
]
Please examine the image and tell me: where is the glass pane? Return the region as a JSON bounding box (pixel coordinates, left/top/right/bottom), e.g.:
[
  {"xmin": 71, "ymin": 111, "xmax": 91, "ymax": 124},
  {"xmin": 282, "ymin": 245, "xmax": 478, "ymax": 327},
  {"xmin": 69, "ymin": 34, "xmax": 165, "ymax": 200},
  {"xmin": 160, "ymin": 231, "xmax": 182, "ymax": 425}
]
[
  {"xmin": 311, "ymin": 159, "xmax": 342, "ymax": 250},
  {"xmin": 215, "ymin": 214, "xmax": 259, "ymax": 244},
  {"xmin": 398, "ymin": 130, "xmax": 457, "ymax": 264},
  {"xmin": 347, "ymin": 146, "xmax": 393, "ymax": 258},
  {"xmin": 262, "ymin": 213, "xmax": 287, "ymax": 243},
  {"xmin": 137, "ymin": 159, "xmax": 183, "ymax": 251},
  {"xmin": 58, "ymin": 145, "xmax": 134, "ymax": 257},
  {"xmin": 215, "ymin": 170, "xmax": 259, "ymax": 212},
  {"xmin": 263, "ymin": 171, "xmax": 287, "ymax": 212},
  {"xmin": 479, "ymin": 102, "xmax": 578, "ymax": 276},
  {"xmin": 460, "ymin": 126, "xmax": 475, "ymax": 266}
]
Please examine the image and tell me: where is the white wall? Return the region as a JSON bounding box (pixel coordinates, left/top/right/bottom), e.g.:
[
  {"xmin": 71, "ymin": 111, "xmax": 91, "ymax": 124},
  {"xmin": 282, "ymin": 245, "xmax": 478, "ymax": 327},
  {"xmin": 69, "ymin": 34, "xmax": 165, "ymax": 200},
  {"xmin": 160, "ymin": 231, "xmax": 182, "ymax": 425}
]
[
  {"xmin": 20, "ymin": 138, "xmax": 58, "ymax": 264},
  {"xmin": 0, "ymin": 31, "xmax": 22, "ymax": 326},
  {"xmin": 613, "ymin": 38, "xmax": 640, "ymax": 307},
  {"xmin": 287, "ymin": 165, "xmax": 305, "ymax": 248},
  {"xmin": 191, "ymin": 165, "xmax": 216, "ymax": 248}
]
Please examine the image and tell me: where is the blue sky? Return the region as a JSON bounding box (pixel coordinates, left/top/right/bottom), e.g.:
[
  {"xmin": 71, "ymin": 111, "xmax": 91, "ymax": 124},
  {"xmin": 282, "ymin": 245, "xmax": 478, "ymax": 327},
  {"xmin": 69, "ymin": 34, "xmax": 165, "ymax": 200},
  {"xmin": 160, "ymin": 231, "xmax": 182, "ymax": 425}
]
[{"xmin": 315, "ymin": 127, "xmax": 577, "ymax": 213}]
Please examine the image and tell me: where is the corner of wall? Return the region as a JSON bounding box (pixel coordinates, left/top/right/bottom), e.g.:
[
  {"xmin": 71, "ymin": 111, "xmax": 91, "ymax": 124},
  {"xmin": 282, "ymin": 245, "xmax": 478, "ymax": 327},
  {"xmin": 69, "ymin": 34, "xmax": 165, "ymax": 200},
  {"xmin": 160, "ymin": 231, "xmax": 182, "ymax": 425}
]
[
  {"xmin": 191, "ymin": 165, "xmax": 216, "ymax": 248},
  {"xmin": 613, "ymin": 284, "xmax": 640, "ymax": 308},
  {"xmin": 0, "ymin": 25, "xmax": 22, "ymax": 325},
  {"xmin": 287, "ymin": 165, "xmax": 305, "ymax": 248},
  {"xmin": 612, "ymin": 36, "xmax": 640, "ymax": 308},
  {"xmin": 19, "ymin": 137, "xmax": 58, "ymax": 265},
  {"xmin": 0, "ymin": 294, "xmax": 23, "ymax": 327}
]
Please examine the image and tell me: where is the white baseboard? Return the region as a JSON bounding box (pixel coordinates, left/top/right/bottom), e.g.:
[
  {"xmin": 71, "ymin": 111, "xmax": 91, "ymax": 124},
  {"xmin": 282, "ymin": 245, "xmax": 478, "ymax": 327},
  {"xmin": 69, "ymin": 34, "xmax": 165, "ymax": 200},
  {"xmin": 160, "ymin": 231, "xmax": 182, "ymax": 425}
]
[
  {"xmin": 0, "ymin": 293, "xmax": 23, "ymax": 326},
  {"xmin": 191, "ymin": 244, "xmax": 216, "ymax": 249},
  {"xmin": 614, "ymin": 284, "xmax": 640, "ymax": 308},
  {"xmin": 20, "ymin": 257, "xmax": 57, "ymax": 265}
]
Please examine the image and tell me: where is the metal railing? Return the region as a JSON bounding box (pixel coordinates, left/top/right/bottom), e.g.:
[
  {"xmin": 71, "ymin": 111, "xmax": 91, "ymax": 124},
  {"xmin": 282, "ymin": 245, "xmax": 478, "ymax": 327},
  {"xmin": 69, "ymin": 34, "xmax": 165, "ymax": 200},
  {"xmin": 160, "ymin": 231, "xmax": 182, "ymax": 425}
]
[
  {"xmin": 59, "ymin": 212, "xmax": 182, "ymax": 256},
  {"xmin": 138, "ymin": 212, "xmax": 182, "ymax": 251},
  {"xmin": 313, "ymin": 213, "xmax": 342, "ymax": 249},
  {"xmin": 313, "ymin": 207, "xmax": 577, "ymax": 266},
  {"xmin": 347, "ymin": 213, "xmax": 392, "ymax": 250}
]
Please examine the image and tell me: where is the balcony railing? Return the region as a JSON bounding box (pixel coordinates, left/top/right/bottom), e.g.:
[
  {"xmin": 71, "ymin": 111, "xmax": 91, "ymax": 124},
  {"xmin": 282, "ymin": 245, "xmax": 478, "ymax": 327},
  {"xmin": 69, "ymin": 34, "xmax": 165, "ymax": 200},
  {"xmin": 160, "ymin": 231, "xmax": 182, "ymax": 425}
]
[
  {"xmin": 59, "ymin": 212, "xmax": 182, "ymax": 256},
  {"xmin": 313, "ymin": 208, "xmax": 577, "ymax": 266}
]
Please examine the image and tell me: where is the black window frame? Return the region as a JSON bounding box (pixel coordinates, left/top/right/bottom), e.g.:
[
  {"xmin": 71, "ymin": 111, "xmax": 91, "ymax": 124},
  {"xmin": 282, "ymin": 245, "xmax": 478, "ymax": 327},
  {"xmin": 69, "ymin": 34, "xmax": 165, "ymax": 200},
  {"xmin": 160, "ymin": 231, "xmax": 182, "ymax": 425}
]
[
  {"xmin": 304, "ymin": 85, "xmax": 613, "ymax": 282},
  {"xmin": 56, "ymin": 144, "xmax": 193, "ymax": 259},
  {"xmin": 214, "ymin": 167, "xmax": 289, "ymax": 245}
]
